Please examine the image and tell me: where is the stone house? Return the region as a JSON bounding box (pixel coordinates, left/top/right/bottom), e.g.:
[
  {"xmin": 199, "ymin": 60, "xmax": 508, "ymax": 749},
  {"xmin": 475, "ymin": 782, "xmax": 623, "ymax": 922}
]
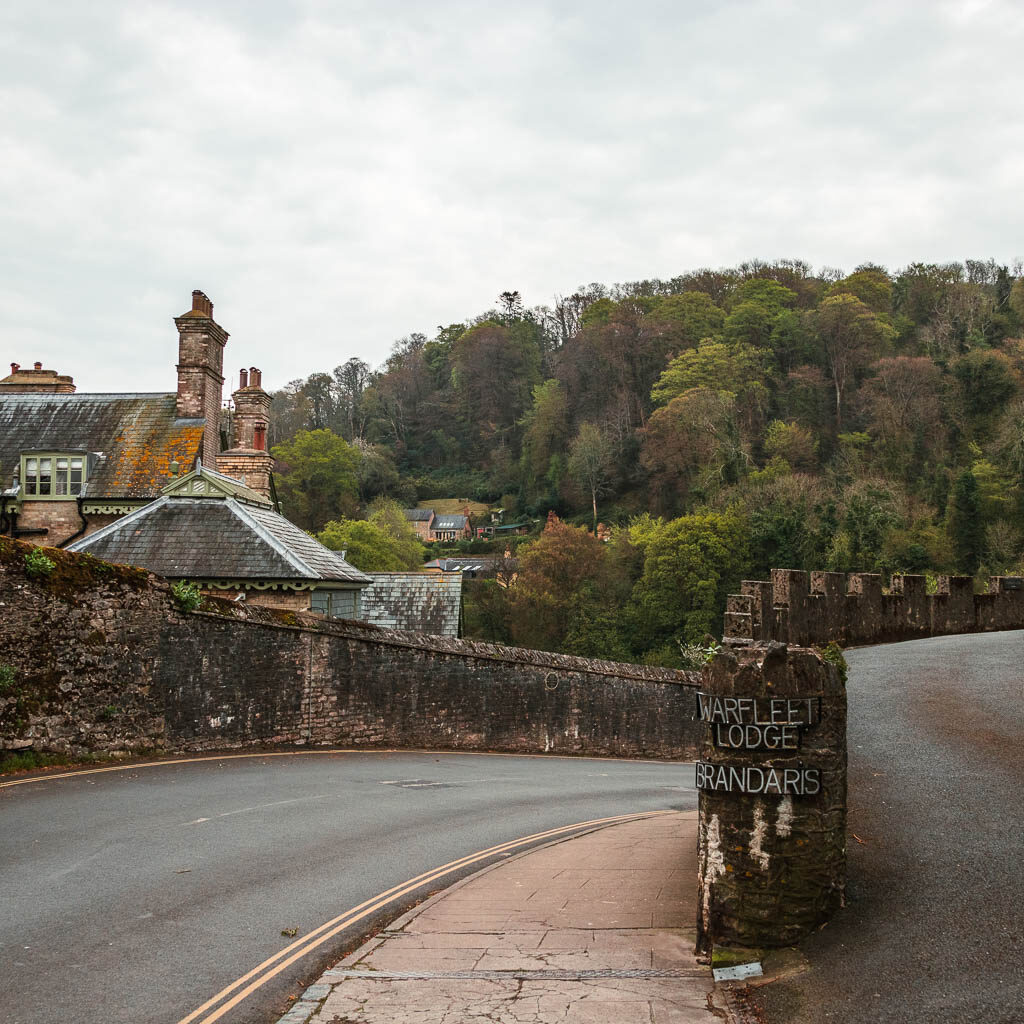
[
  {"xmin": 429, "ymin": 512, "xmax": 473, "ymax": 542},
  {"xmin": 67, "ymin": 463, "xmax": 371, "ymax": 615},
  {"xmin": 403, "ymin": 507, "xmax": 476, "ymax": 543},
  {"xmin": 0, "ymin": 290, "xmax": 274, "ymax": 546},
  {"xmin": 403, "ymin": 507, "xmax": 435, "ymax": 541}
]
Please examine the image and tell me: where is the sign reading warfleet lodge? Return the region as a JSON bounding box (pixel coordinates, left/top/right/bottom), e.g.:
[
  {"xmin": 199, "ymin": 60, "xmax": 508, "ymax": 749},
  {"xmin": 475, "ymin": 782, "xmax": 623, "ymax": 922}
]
[{"xmin": 695, "ymin": 689, "xmax": 823, "ymax": 796}]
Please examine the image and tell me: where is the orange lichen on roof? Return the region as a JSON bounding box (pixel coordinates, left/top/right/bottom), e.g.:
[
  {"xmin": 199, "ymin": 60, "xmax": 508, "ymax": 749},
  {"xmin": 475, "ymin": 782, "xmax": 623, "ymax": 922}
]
[
  {"xmin": 0, "ymin": 393, "xmax": 206, "ymax": 499},
  {"xmin": 107, "ymin": 421, "xmax": 205, "ymax": 493}
]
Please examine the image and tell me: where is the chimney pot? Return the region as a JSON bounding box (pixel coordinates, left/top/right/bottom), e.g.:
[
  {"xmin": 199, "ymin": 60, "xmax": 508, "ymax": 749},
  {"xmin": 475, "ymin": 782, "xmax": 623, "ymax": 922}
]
[
  {"xmin": 191, "ymin": 290, "xmax": 214, "ymax": 318},
  {"xmin": 34, "ymin": 361, "xmax": 43, "ymax": 370},
  {"xmin": 254, "ymin": 369, "xmax": 262, "ymax": 388},
  {"xmin": 10, "ymin": 363, "xmax": 18, "ymax": 374},
  {"xmin": 239, "ymin": 368, "xmax": 249, "ymax": 388}
]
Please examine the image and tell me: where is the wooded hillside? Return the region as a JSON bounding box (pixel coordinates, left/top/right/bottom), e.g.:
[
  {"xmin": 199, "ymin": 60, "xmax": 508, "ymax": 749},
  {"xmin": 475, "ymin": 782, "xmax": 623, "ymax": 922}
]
[{"xmin": 268, "ymin": 258, "xmax": 1024, "ymax": 665}]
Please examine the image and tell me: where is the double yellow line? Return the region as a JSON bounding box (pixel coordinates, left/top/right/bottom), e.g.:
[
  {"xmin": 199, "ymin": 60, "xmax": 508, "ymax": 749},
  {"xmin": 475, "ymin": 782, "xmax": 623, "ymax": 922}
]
[{"xmin": 176, "ymin": 809, "xmax": 672, "ymax": 1024}]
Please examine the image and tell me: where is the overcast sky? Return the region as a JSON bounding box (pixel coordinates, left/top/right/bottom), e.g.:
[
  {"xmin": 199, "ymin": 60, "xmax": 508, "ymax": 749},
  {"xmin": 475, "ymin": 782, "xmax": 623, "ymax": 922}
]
[{"xmin": 3, "ymin": 0, "xmax": 1023, "ymax": 393}]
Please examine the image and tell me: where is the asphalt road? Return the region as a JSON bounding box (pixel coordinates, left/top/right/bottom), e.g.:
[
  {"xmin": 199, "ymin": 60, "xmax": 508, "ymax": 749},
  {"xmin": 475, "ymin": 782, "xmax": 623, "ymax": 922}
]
[
  {"xmin": 0, "ymin": 750, "xmax": 695, "ymax": 1024},
  {"xmin": 750, "ymin": 630, "xmax": 1024, "ymax": 1024}
]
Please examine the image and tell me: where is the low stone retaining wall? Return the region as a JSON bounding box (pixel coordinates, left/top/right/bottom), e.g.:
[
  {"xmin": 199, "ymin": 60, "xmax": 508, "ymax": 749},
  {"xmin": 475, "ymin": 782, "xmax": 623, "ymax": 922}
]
[{"xmin": 0, "ymin": 539, "xmax": 700, "ymax": 761}]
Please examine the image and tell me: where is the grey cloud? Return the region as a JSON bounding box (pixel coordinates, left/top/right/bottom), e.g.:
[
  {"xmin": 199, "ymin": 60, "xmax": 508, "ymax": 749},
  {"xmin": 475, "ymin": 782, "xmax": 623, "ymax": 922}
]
[{"xmin": 1, "ymin": 0, "xmax": 1022, "ymax": 393}]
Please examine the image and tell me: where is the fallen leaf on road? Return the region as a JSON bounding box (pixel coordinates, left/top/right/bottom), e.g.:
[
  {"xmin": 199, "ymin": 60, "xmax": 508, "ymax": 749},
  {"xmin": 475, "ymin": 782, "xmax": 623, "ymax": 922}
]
[
  {"xmin": 281, "ymin": 927, "xmax": 298, "ymax": 937},
  {"xmin": 175, "ymin": 868, "xmax": 192, "ymax": 874},
  {"xmin": 852, "ymin": 834, "xmax": 867, "ymax": 845}
]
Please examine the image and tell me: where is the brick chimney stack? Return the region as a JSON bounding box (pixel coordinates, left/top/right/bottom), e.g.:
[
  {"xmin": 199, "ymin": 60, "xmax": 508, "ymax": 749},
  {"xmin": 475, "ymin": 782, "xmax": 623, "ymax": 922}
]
[
  {"xmin": 216, "ymin": 363, "xmax": 274, "ymax": 498},
  {"xmin": 175, "ymin": 289, "xmax": 228, "ymax": 466},
  {"xmin": 0, "ymin": 361, "xmax": 75, "ymax": 393}
]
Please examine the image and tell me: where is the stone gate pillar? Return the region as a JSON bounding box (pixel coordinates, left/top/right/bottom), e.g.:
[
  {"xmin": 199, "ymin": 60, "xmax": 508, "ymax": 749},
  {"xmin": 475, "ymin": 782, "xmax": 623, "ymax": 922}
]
[{"xmin": 696, "ymin": 643, "xmax": 846, "ymax": 952}]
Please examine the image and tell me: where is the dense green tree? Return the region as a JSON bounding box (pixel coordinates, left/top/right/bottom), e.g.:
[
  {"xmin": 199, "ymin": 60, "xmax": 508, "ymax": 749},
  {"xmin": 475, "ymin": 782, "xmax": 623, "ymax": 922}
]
[
  {"xmin": 641, "ymin": 389, "xmax": 747, "ymax": 513},
  {"xmin": 508, "ymin": 516, "xmax": 611, "ymax": 652},
  {"xmin": 271, "ymin": 429, "xmax": 360, "ymax": 531},
  {"xmin": 948, "ymin": 470, "xmax": 985, "ymax": 574},
  {"xmin": 647, "ymin": 291, "xmax": 726, "ymax": 349},
  {"xmin": 651, "ymin": 339, "xmax": 770, "ymax": 428},
  {"xmin": 567, "ymin": 423, "xmax": 615, "ymax": 531},
  {"xmin": 318, "ymin": 500, "xmax": 426, "ymax": 571},
  {"xmin": 863, "ymin": 357, "xmax": 945, "ymax": 479},
  {"xmin": 768, "ymin": 310, "xmax": 817, "ymax": 374},
  {"xmin": 730, "ymin": 279, "xmax": 798, "ymax": 312},
  {"xmin": 1009, "ymin": 278, "xmax": 1024, "ymax": 326},
  {"xmin": 829, "ymin": 267, "xmax": 893, "ymax": 313},
  {"xmin": 451, "ymin": 321, "xmax": 542, "ymax": 447},
  {"xmin": 953, "ymin": 350, "xmax": 1017, "ymax": 439},
  {"xmin": 628, "ymin": 510, "xmax": 749, "ymax": 655},
  {"xmin": 723, "ymin": 300, "xmax": 777, "ymax": 349},
  {"xmin": 814, "ymin": 293, "xmax": 897, "ymax": 430},
  {"xmin": 824, "ymin": 483, "xmax": 903, "ymax": 572},
  {"xmin": 763, "ymin": 420, "xmax": 818, "ymax": 471},
  {"xmin": 519, "ymin": 379, "xmax": 569, "ymax": 499}
]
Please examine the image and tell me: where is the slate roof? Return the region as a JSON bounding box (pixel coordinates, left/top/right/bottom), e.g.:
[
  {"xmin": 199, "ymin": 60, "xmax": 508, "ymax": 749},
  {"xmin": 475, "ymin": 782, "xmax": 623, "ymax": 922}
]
[
  {"xmin": 0, "ymin": 393, "xmax": 204, "ymax": 498},
  {"xmin": 359, "ymin": 573, "xmax": 463, "ymax": 635},
  {"xmin": 432, "ymin": 513, "xmax": 468, "ymax": 530},
  {"xmin": 403, "ymin": 508, "xmax": 434, "ymax": 522},
  {"xmin": 423, "ymin": 556, "xmax": 501, "ymax": 573},
  {"xmin": 67, "ymin": 495, "xmax": 371, "ymax": 584}
]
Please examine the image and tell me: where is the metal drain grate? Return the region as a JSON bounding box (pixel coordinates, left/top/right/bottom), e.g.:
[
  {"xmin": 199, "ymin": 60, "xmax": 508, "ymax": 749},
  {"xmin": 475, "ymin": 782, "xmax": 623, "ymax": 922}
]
[{"xmin": 324, "ymin": 968, "xmax": 702, "ymax": 981}]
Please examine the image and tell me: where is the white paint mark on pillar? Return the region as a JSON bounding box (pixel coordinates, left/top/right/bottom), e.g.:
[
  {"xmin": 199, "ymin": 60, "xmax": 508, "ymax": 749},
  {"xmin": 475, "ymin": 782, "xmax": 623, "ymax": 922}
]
[
  {"xmin": 749, "ymin": 801, "xmax": 770, "ymax": 870},
  {"xmin": 776, "ymin": 795, "xmax": 794, "ymax": 837},
  {"xmin": 700, "ymin": 813, "xmax": 726, "ymax": 931}
]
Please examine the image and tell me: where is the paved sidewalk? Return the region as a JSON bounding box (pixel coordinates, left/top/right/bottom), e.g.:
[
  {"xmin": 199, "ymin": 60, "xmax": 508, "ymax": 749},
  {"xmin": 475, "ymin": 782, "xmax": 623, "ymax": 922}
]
[{"xmin": 279, "ymin": 811, "xmax": 731, "ymax": 1024}]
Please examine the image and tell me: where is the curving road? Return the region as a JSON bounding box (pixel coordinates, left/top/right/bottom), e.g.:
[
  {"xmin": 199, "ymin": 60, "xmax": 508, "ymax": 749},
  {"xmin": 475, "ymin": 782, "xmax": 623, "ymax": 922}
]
[
  {"xmin": 751, "ymin": 629, "xmax": 1024, "ymax": 1024},
  {"xmin": 0, "ymin": 750, "xmax": 696, "ymax": 1024}
]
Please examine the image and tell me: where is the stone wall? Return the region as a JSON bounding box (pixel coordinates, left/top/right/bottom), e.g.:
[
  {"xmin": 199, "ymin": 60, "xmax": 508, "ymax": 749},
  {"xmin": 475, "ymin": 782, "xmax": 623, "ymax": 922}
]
[
  {"xmin": 724, "ymin": 569, "xmax": 1024, "ymax": 647},
  {"xmin": 0, "ymin": 539, "xmax": 700, "ymax": 761}
]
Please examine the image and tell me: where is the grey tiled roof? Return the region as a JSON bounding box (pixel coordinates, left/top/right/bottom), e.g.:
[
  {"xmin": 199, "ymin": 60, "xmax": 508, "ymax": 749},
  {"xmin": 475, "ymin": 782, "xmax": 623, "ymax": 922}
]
[
  {"xmin": 0, "ymin": 393, "xmax": 205, "ymax": 498},
  {"xmin": 432, "ymin": 513, "xmax": 467, "ymax": 530},
  {"xmin": 403, "ymin": 508, "xmax": 434, "ymax": 521},
  {"xmin": 240, "ymin": 503, "xmax": 370, "ymax": 582},
  {"xmin": 67, "ymin": 496, "xmax": 371, "ymax": 584},
  {"xmin": 359, "ymin": 573, "xmax": 462, "ymax": 635}
]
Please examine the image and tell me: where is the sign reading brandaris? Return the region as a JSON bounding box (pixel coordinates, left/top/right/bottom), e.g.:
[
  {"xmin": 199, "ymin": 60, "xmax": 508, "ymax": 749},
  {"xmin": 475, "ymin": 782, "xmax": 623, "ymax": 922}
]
[{"xmin": 695, "ymin": 759, "xmax": 820, "ymax": 796}]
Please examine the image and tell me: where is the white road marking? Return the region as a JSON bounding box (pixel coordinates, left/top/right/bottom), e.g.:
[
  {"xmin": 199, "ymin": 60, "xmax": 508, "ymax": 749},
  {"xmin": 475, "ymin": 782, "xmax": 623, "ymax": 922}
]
[{"xmin": 179, "ymin": 795, "xmax": 329, "ymax": 826}]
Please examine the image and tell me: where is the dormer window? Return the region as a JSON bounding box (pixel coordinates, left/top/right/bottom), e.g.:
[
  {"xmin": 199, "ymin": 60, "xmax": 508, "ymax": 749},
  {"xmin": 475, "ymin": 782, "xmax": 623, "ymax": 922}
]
[{"xmin": 21, "ymin": 453, "xmax": 87, "ymax": 498}]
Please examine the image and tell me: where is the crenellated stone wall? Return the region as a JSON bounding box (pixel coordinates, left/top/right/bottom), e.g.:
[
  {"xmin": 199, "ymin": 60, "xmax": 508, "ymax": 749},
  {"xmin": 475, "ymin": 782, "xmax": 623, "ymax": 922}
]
[
  {"xmin": 724, "ymin": 569, "xmax": 1024, "ymax": 647},
  {"xmin": 0, "ymin": 539, "xmax": 701, "ymax": 761}
]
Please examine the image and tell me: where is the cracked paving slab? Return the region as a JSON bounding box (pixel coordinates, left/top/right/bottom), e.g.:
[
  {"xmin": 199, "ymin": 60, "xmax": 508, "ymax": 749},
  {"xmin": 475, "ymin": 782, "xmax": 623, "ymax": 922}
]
[{"xmin": 281, "ymin": 812, "xmax": 727, "ymax": 1024}]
